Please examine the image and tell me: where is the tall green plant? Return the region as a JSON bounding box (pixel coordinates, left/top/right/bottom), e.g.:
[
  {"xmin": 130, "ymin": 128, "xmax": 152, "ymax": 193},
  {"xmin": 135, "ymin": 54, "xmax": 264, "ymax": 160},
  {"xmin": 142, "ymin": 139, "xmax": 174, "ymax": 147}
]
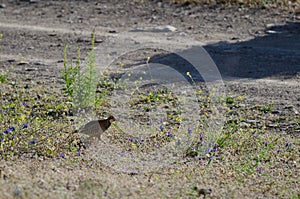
[
  {"xmin": 61, "ymin": 30, "xmax": 99, "ymax": 112},
  {"xmin": 72, "ymin": 30, "xmax": 97, "ymax": 110},
  {"xmin": 62, "ymin": 44, "xmax": 81, "ymax": 98}
]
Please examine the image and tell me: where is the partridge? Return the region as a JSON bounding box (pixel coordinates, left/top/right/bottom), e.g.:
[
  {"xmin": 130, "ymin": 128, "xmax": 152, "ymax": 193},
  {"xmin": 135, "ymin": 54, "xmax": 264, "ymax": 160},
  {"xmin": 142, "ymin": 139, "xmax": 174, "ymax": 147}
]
[{"xmin": 78, "ymin": 115, "xmax": 116, "ymax": 138}]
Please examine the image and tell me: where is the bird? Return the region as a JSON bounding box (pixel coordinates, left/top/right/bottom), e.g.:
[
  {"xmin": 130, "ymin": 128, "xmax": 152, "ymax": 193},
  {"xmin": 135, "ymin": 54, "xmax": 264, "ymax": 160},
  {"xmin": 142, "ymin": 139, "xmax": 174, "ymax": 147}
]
[{"xmin": 78, "ymin": 115, "xmax": 116, "ymax": 138}]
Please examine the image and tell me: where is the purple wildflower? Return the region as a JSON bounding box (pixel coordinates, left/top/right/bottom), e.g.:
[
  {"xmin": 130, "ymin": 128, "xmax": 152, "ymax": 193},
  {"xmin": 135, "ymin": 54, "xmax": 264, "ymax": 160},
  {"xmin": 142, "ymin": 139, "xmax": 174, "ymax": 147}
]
[
  {"xmin": 188, "ymin": 128, "xmax": 192, "ymax": 134},
  {"xmin": 199, "ymin": 161, "xmax": 205, "ymax": 166},
  {"xmin": 129, "ymin": 137, "xmax": 133, "ymax": 142},
  {"xmin": 276, "ymin": 148, "xmax": 282, "ymax": 153},
  {"xmin": 23, "ymin": 123, "xmax": 30, "ymax": 128},
  {"xmin": 77, "ymin": 150, "xmax": 81, "ymax": 155},
  {"xmin": 264, "ymin": 141, "xmax": 268, "ymax": 146},
  {"xmin": 147, "ymin": 121, "xmax": 153, "ymax": 126},
  {"xmin": 159, "ymin": 125, "xmax": 164, "ymax": 131},
  {"xmin": 60, "ymin": 152, "xmax": 65, "ymax": 158},
  {"xmin": 199, "ymin": 135, "xmax": 203, "ymax": 141},
  {"xmin": 28, "ymin": 139, "xmax": 37, "ymax": 144},
  {"xmin": 167, "ymin": 132, "xmax": 172, "ymax": 137},
  {"xmin": 285, "ymin": 142, "xmax": 292, "ymax": 147},
  {"xmin": 177, "ymin": 140, "xmax": 181, "ymax": 145},
  {"xmin": 206, "ymin": 148, "xmax": 212, "ymax": 153},
  {"xmin": 256, "ymin": 168, "xmax": 262, "ymax": 173},
  {"xmin": 21, "ymin": 101, "xmax": 28, "ymax": 107},
  {"xmin": 3, "ymin": 127, "xmax": 15, "ymax": 134}
]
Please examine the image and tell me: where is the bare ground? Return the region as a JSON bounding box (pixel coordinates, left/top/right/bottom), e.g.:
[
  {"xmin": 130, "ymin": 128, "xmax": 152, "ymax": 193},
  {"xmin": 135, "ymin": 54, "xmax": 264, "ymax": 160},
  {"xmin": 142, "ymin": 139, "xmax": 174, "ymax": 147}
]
[{"xmin": 0, "ymin": 0, "xmax": 299, "ymax": 198}]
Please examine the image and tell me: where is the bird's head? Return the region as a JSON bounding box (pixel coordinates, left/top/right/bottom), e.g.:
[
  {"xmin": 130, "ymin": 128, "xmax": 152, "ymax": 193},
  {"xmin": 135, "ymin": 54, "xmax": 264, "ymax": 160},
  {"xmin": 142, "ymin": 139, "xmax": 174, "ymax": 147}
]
[{"xmin": 108, "ymin": 115, "xmax": 116, "ymax": 124}]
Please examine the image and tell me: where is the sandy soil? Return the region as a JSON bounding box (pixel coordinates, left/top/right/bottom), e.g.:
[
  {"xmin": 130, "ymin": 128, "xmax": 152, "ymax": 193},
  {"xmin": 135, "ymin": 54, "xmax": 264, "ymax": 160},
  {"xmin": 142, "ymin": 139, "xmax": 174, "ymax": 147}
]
[{"xmin": 0, "ymin": 0, "xmax": 299, "ymax": 198}]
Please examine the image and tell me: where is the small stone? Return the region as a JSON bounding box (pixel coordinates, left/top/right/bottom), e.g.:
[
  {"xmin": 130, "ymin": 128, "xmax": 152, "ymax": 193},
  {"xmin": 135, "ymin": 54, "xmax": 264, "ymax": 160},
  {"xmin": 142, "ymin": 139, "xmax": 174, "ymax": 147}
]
[
  {"xmin": 95, "ymin": 39, "xmax": 103, "ymax": 43},
  {"xmin": 239, "ymin": 122, "xmax": 250, "ymax": 128},
  {"xmin": 13, "ymin": 187, "xmax": 22, "ymax": 197},
  {"xmin": 271, "ymin": 110, "xmax": 280, "ymax": 114},
  {"xmin": 246, "ymin": 119, "xmax": 258, "ymax": 124},
  {"xmin": 37, "ymin": 179, "xmax": 46, "ymax": 187},
  {"xmin": 25, "ymin": 67, "xmax": 38, "ymax": 71},
  {"xmin": 29, "ymin": 0, "xmax": 38, "ymax": 3},
  {"xmin": 0, "ymin": 3, "xmax": 6, "ymax": 8},
  {"xmin": 266, "ymin": 123, "xmax": 278, "ymax": 128},
  {"xmin": 76, "ymin": 38, "xmax": 86, "ymax": 43},
  {"xmin": 17, "ymin": 61, "xmax": 30, "ymax": 66},
  {"xmin": 231, "ymin": 37, "xmax": 239, "ymax": 40},
  {"xmin": 151, "ymin": 25, "xmax": 177, "ymax": 32},
  {"xmin": 32, "ymin": 62, "xmax": 41, "ymax": 65},
  {"xmin": 108, "ymin": 30, "xmax": 117, "ymax": 34},
  {"xmin": 266, "ymin": 23, "xmax": 275, "ymax": 28},
  {"xmin": 266, "ymin": 30, "xmax": 277, "ymax": 34},
  {"xmin": 48, "ymin": 33, "xmax": 57, "ymax": 37}
]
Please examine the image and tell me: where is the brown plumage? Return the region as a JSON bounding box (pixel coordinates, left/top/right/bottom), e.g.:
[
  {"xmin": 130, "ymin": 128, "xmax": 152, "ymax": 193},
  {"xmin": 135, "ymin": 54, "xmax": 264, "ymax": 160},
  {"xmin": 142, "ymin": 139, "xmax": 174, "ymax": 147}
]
[{"xmin": 78, "ymin": 115, "xmax": 116, "ymax": 138}]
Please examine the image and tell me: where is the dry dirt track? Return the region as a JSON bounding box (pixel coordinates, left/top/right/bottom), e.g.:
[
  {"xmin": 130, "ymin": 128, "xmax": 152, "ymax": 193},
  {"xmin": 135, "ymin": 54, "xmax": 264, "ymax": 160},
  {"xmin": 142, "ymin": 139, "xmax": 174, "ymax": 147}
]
[
  {"xmin": 0, "ymin": 1, "xmax": 299, "ymax": 198},
  {"xmin": 0, "ymin": 0, "xmax": 299, "ymax": 104}
]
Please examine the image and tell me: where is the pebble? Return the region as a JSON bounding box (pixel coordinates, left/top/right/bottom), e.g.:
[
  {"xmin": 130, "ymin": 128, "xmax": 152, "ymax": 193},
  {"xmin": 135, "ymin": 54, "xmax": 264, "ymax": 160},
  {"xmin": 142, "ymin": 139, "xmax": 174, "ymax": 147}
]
[
  {"xmin": 246, "ymin": 119, "xmax": 258, "ymax": 124},
  {"xmin": 7, "ymin": 59, "xmax": 15, "ymax": 63},
  {"xmin": 13, "ymin": 187, "xmax": 22, "ymax": 197},
  {"xmin": 48, "ymin": 33, "xmax": 57, "ymax": 37},
  {"xmin": 266, "ymin": 30, "xmax": 277, "ymax": 34},
  {"xmin": 17, "ymin": 61, "xmax": 30, "ymax": 66},
  {"xmin": 151, "ymin": 25, "xmax": 177, "ymax": 32},
  {"xmin": 25, "ymin": 67, "xmax": 38, "ymax": 71},
  {"xmin": 266, "ymin": 23, "xmax": 275, "ymax": 28},
  {"xmin": 95, "ymin": 39, "xmax": 103, "ymax": 43},
  {"xmin": 0, "ymin": 3, "xmax": 6, "ymax": 8},
  {"xmin": 267, "ymin": 123, "xmax": 278, "ymax": 127},
  {"xmin": 130, "ymin": 25, "xmax": 177, "ymax": 33},
  {"xmin": 239, "ymin": 122, "xmax": 250, "ymax": 128},
  {"xmin": 271, "ymin": 110, "xmax": 280, "ymax": 114},
  {"xmin": 29, "ymin": 0, "xmax": 38, "ymax": 3}
]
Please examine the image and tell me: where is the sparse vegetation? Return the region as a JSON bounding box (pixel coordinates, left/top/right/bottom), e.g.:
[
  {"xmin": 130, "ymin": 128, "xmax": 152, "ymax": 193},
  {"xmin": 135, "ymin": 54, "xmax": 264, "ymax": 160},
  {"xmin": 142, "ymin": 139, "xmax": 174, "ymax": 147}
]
[
  {"xmin": 2, "ymin": 59, "xmax": 299, "ymax": 197},
  {"xmin": 0, "ymin": 1, "xmax": 299, "ymax": 198}
]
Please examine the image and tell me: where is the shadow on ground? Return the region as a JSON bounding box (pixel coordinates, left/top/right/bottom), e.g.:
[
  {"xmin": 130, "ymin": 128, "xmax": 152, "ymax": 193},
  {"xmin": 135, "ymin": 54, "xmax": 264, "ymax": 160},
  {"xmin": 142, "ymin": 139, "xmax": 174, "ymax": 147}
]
[
  {"xmin": 147, "ymin": 22, "xmax": 300, "ymax": 81},
  {"xmin": 204, "ymin": 21, "xmax": 300, "ymax": 79}
]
